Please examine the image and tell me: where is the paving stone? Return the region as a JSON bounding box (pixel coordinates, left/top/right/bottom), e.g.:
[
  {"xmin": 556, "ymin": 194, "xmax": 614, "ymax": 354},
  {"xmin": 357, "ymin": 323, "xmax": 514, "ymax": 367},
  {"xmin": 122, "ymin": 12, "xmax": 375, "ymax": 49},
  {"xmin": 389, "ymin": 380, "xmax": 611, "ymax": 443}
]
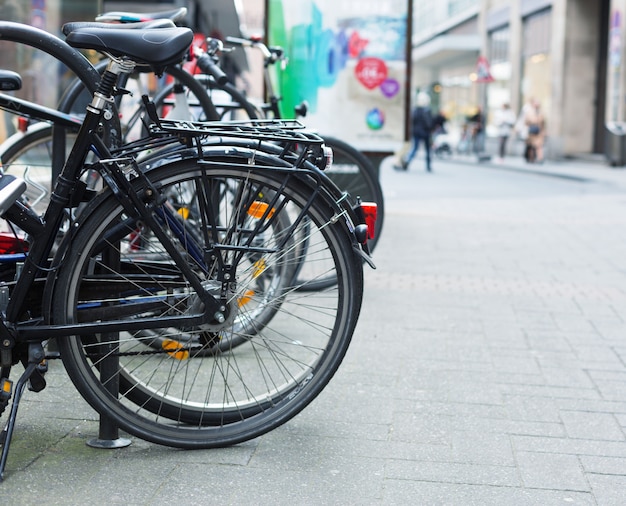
[
  {"xmin": 560, "ymin": 410, "xmax": 625, "ymax": 441},
  {"xmin": 516, "ymin": 451, "xmax": 589, "ymax": 491}
]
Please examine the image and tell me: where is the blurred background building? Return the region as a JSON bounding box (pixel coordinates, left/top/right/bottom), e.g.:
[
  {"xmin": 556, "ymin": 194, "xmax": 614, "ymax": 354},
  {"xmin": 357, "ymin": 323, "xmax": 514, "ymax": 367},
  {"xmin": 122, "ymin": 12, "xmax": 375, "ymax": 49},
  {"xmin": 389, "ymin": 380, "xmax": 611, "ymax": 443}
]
[
  {"xmin": 412, "ymin": 0, "xmax": 610, "ymax": 160},
  {"xmin": 2, "ymin": 0, "xmax": 626, "ymax": 162}
]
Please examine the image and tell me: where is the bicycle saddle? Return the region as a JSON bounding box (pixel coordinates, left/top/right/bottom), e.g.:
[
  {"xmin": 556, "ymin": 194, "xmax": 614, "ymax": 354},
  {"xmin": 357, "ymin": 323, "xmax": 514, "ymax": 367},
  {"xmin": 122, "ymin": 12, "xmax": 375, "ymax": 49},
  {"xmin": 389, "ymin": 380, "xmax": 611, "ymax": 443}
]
[
  {"xmin": 61, "ymin": 19, "xmax": 175, "ymax": 36},
  {"xmin": 65, "ymin": 26, "xmax": 193, "ymax": 73}
]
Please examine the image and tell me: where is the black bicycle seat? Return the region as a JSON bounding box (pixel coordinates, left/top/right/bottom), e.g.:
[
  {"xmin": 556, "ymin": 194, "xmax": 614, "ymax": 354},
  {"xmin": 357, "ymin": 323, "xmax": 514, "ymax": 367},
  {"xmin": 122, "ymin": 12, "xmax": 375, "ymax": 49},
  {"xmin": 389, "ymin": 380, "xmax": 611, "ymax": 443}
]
[
  {"xmin": 61, "ymin": 19, "xmax": 175, "ymax": 36},
  {"xmin": 65, "ymin": 26, "xmax": 193, "ymax": 72}
]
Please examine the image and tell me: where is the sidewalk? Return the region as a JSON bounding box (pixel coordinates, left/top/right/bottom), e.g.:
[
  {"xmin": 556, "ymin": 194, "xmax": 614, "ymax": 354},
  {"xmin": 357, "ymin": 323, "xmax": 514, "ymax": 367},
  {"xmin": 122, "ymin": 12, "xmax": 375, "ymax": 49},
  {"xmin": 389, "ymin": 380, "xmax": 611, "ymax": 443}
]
[
  {"xmin": 3, "ymin": 155, "xmax": 626, "ymax": 504},
  {"xmin": 450, "ymin": 152, "xmax": 626, "ymax": 187}
]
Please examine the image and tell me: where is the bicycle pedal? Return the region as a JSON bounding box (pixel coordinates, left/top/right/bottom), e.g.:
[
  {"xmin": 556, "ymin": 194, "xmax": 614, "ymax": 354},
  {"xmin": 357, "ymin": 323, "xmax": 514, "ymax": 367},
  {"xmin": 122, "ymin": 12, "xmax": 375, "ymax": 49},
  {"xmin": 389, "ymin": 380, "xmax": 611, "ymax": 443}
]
[{"xmin": 27, "ymin": 368, "xmax": 46, "ymax": 393}]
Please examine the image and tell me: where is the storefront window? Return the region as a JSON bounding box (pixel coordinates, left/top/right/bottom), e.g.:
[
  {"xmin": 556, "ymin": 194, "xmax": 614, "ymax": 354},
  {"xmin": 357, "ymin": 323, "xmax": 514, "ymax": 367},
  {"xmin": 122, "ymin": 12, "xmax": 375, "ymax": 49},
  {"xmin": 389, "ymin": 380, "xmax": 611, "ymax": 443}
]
[
  {"xmin": 486, "ymin": 26, "xmax": 512, "ymax": 136},
  {"xmin": 521, "ymin": 9, "xmax": 552, "ymax": 126}
]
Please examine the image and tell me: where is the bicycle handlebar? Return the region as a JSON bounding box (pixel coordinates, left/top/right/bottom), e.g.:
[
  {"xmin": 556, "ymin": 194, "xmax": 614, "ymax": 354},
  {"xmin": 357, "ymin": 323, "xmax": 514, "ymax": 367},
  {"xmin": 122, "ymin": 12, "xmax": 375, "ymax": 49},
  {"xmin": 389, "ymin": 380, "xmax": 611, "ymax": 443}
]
[
  {"xmin": 193, "ymin": 40, "xmax": 228, "ymax": 86},
  {"xmin": 194, "ymin": 51, "xmax": 228, "ymax": 86},
  {"xmin": 225, "ymin": 36, "xmax": 285, "ymax": 66}
]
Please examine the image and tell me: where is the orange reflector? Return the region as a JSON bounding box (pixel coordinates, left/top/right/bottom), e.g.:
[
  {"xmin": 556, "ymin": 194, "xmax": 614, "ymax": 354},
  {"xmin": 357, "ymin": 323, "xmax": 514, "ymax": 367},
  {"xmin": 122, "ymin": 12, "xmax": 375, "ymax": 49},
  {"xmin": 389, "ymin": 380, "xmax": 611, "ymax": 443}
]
[
  {"xmin": 177, "ymin": 207, "xmax": 190, "ymax": 220},
  {"xmin": 1, "ymin": 378, "xmax": 11, "ymax": 394},
  {"xmin": 361, "ymin": 202, "xmax": 377, "ymax": 240},
  {"xmin": 247, "ymin": 201, "xmax": 275, "ymax": 219},
  {"xmin": 162, "ymin": 339, "xmax": 190, "ymax": 360},
  {"xmin": 238, "ymin": 289, "xmax": 255, "ymax": 307},
  {"xmin": 252, "ymin": 258, "xmax": 266, "ymax": 278}
]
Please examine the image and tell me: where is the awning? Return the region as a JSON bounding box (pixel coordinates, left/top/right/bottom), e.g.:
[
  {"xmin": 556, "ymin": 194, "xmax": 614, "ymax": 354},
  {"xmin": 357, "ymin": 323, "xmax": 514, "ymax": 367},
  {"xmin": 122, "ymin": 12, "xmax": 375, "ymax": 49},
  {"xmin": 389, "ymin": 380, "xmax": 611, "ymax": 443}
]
[{"xmin": 412, "ymin": 34, "xmax": 481, "ymax": 68}]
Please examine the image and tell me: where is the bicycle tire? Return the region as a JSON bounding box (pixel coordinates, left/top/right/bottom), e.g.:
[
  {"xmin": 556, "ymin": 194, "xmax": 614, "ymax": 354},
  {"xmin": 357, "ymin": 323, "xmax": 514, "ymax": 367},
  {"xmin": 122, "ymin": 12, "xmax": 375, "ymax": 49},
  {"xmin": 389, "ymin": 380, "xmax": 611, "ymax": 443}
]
[{"xmin": 52, "ymin": 153, "xmax": 363, "ymax": 448}]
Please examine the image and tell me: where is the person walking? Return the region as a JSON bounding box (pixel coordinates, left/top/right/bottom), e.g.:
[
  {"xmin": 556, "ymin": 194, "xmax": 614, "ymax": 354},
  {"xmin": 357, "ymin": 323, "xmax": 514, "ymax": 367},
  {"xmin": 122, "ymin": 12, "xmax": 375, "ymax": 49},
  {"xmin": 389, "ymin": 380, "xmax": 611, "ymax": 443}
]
[
  {"xmin": 398, "ymin": 91, "xmax": 433, "ymax": 172},
  {"xmin": 468, "ymin": 106, "xmax": 485, "ymax": 154},
  {"xmin": 494, "ymin": 102, "xmax": 516, "ymax": 160}
]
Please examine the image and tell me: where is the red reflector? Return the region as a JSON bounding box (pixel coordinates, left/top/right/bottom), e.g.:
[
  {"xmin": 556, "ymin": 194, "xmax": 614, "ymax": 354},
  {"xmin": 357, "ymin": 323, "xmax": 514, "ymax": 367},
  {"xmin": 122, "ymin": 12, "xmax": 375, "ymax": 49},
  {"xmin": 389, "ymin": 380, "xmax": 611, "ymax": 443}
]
[
  {"xmin": 0, "ymin": 232, "xmax": 27, "ymax": 254},
  {"xmin": 17, "ymin": 117, "xmax": 29, "ymax": 133},
  {"xmin": 360, "ymin": 202, "xmax": 377, "ymax": 240}
]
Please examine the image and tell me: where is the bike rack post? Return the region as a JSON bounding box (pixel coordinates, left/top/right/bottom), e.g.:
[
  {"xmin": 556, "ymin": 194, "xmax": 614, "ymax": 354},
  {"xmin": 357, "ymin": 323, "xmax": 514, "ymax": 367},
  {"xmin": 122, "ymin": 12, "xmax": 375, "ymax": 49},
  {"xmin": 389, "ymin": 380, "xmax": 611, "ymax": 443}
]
[
  {"xmin": 87, "ymin": 414, "xmax": 131, "ymax": 449},
  {"xmin": 86, "ymin": 244, "xmax": 131, "ymax": 450},
  {"xmin": 86, "ymin": 335, "xmax": 131, "ymax": 450}
]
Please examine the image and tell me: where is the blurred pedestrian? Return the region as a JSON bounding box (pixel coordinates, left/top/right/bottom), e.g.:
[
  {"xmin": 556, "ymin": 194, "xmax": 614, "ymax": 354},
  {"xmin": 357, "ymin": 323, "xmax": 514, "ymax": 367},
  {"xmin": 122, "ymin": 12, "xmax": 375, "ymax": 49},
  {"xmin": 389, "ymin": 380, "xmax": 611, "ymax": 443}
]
[
  {"xmin": 432, "ymin": 109, "xmax": 447, "ymax": 135},
  {"xmin": 493, "ymin": 102, "xmax": 516, "ymax": 160},
  {"xmin": 468, "ymin": 106, "xmax": 485, "ymax": 154},
  {"xmin": 520, "ymin": 98, "xmax": 545, "ymax": 163},
  {"xmin": 397, "ymin": 91, "xmax": 433, "ymax": 172}
]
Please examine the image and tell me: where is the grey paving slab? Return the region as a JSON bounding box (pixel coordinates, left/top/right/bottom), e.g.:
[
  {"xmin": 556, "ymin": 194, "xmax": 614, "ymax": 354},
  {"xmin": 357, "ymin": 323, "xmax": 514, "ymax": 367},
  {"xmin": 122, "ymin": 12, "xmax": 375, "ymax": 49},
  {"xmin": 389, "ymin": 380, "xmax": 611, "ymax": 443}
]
[{"xmin": 3, "ymin": 156, "xmax": 626, "ymax": 504}]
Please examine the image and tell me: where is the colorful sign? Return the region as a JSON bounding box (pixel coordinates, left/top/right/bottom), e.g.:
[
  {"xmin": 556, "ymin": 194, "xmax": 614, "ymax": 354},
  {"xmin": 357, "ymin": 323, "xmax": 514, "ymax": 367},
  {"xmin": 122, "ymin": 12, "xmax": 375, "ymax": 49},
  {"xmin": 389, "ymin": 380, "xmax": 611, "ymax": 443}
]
[{"xmin": 267, "ymin": 0, "xmax": 408, "ymax": 151}]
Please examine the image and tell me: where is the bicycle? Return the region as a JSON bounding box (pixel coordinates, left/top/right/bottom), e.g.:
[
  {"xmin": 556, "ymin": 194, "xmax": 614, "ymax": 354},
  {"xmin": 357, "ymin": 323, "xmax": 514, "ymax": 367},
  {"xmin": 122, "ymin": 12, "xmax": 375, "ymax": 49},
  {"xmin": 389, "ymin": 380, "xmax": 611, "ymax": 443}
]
[
  {"xmin": 87, "ymin": 19, "xmax": 384, "ymax": 248},
  {"xmin": 0, "ymin": 22, "xmax": 373, "ymax": 481},
  {"xmin": 0, "ymin": 17, "xmax": 377, "ymax": 353},
  {"xmin": 0, "ymin": 16, "xmax": 380, "ymax": 294}
]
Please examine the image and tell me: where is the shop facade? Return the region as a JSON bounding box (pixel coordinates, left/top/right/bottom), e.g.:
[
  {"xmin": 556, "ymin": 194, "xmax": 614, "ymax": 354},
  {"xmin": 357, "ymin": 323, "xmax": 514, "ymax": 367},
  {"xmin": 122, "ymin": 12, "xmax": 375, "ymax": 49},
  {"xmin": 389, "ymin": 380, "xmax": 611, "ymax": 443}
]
[{"xmin": 411, "ymin": 0, "xmax": 611, "ymax": 159}]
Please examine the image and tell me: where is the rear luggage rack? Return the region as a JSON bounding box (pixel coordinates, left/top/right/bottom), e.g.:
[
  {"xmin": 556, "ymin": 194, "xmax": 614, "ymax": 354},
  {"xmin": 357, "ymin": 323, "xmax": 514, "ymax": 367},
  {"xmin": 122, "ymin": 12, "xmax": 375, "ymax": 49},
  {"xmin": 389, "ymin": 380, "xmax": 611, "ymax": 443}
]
[{"xmin": 150, "ymin": 117, "xmax": 325, "ymax": 144}]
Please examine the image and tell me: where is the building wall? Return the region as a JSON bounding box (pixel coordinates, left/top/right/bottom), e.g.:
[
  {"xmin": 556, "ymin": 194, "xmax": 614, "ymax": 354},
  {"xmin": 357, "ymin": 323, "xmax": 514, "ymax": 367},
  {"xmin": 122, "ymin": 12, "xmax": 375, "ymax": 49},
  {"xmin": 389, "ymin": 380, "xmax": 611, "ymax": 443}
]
[
  {"xmin": 413, "ymin": 0, "xmax": 608, "ymax": 159},
  {"xmin": 558, "ymin": 0, "xmax": 600, "ymax": 155}
]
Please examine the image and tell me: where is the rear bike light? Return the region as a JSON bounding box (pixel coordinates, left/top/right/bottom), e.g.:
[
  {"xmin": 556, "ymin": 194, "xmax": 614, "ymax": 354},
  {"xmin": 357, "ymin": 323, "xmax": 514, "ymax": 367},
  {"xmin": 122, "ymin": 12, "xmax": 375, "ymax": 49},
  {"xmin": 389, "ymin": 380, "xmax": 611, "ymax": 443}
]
[
  {"xmin": 17, "ymin": 116, "xmax": 29, "ymax": 133},
  {"xmin": 360, "ymin": 202, "xmax": 377, "ymax": 240},
  {"xmin": 0, "ymin": 232, "xmax": 28, "ymax": 254}
]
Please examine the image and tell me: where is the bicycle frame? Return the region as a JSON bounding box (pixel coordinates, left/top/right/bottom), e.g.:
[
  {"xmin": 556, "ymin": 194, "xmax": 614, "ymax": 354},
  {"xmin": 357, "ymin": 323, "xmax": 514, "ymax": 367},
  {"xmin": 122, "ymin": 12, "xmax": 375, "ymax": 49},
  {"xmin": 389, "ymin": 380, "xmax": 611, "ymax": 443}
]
[
  {"xmin": 0, "ymin": 93, "xmax": 83, "ymax": 130},
  {"xmin": 0, "ymin": 58, "xmax": 227, "ymax": 347}
]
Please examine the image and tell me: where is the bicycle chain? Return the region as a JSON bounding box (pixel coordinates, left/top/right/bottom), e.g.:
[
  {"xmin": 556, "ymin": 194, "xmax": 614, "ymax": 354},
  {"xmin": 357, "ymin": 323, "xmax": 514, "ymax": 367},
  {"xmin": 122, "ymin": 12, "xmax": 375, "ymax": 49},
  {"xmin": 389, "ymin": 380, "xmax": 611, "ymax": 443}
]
[{"xmin": 45, "ymin": 345, "xmax": 212, "ymax": 360}]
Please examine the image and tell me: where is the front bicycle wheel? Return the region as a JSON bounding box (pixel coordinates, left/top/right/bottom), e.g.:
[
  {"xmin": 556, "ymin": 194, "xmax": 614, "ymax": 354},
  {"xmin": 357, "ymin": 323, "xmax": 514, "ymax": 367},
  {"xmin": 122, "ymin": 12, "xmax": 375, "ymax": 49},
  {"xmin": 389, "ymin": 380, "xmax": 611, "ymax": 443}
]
[{"xmin": 53, "ymin": 155, "xmax": 364, "ymax": 448}]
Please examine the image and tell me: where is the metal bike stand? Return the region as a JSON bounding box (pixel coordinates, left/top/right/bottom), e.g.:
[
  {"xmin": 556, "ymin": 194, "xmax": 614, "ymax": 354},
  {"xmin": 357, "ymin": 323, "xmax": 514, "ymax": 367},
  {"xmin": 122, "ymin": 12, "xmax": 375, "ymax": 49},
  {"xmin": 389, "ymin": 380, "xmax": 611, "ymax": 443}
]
[
  {"xmin": 86, "ymin": 341, "xmax": 131, "ymax": 449},
  {"xmin": 87, "ymin": 414, "xmax": 131, "ymax": 449},
  {"xmin": 87, "ymin": 245, "xmax": 131, "ymax": 450}
]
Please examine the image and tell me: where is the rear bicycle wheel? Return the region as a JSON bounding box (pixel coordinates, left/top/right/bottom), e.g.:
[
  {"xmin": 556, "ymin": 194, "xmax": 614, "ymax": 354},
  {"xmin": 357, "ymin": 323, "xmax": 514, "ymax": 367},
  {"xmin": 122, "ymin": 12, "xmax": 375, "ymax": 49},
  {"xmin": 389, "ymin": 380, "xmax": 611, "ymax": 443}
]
[{"xmin": 53, "ymin": 155, "xmax": 363, "ymax": 448}]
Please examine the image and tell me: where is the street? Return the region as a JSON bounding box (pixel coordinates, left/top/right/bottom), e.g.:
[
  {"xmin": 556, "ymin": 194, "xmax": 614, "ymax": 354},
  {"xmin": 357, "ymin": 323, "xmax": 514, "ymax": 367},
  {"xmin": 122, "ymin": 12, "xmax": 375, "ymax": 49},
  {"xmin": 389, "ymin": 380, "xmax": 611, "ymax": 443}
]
[{"xmin": 3, "ymin": 155, "xmax": 626, "ymax": 504}]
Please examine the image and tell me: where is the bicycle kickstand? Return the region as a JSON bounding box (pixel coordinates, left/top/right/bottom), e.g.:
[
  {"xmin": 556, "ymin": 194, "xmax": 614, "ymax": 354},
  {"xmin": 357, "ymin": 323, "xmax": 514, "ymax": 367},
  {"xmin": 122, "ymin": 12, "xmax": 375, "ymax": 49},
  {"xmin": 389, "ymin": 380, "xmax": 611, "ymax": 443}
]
[{"xmin": 0, "ymin": 343, "xmax": 44, "ymax": 481}]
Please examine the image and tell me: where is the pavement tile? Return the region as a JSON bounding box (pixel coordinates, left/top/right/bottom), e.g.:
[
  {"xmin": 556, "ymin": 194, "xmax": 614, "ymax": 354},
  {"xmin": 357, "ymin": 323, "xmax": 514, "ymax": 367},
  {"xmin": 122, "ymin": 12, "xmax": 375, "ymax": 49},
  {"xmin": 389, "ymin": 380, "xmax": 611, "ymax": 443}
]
[
  {"xmin": 515, "ymin": 451, "xmax": 589, "ymax": 491},
  {"xmin": 511, "ymin": 434, "xmax": 626, "ymax": 458},
  {"xmin": 385, "ymin": 459, "xmax": 520, "ymax": 487},
  {"xmin": 580, "ymin": 455, "xmax": 626, "ymax": 475},
  {"xmin": 560, "ymin": 410, "xmax": 625, "ymax": 441},
  {"xmin": 587, "ymin": 473, "xmax": 626, "ymax": 506},
  {"xmin": 382, "ymin": 479, "xmax": 594, "ymax": 506}
]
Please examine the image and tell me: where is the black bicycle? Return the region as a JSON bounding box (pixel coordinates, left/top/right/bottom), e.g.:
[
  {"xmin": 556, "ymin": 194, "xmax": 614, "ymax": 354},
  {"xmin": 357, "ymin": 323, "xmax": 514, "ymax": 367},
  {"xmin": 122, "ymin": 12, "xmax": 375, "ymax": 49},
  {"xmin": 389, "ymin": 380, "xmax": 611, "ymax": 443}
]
[{"xmin": 0, "ymin": 21, "xmax": 373, "ymax": 481}]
